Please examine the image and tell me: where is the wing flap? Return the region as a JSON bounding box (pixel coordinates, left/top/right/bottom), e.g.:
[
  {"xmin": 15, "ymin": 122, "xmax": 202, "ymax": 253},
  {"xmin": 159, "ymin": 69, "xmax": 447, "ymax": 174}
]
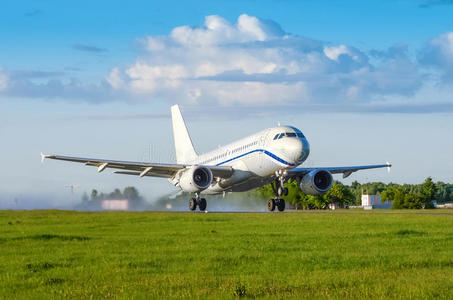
[
  {"xmin": 42, "ymin": 154, "xmax": 234, "ymax": 179},
  {"xmin": 113, "ymin": 171, "xmax": 173, "ymax": 178}
]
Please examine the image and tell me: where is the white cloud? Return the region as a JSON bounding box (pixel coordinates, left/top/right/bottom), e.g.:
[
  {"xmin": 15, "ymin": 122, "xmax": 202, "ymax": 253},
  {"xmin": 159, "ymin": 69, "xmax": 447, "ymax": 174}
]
[
  {"xmin": 144, "ymin": 37, "xmax": 166, "ymax": 52},
  {"xmin": 125, "ymin": 63, "xmax": 187, "ymax": 92},
  {"xmin": 106, "ymin": 67, "xmax": 124, "ymax": 90},
  {"xmin": 103, "ymin": 14, "xmax": 423, "ymax": 108},
  {"xmin": 435, "ymin": 32, "xmax": 453, "ymax": 53},
  {"xmin": 3, "ymin": 14, "xmax": 452, "ymax": 113},
  {"xmin": 169, "ymin": 14, "xmax": 284, "ymax": 47},
  {"xmin": 422, "ymin": 32, "xmax": 453, "ymax": 62},
  {"xmin": 324, "ymin": 45, "xmax": 350, "ymax": 61},
  {"xmin": 236, "ymin": 14, "xmax": 269, "ymax": 41},
  {"xmin": 419, "ymin": 32, "xmax": 453, "ymax": 82}
]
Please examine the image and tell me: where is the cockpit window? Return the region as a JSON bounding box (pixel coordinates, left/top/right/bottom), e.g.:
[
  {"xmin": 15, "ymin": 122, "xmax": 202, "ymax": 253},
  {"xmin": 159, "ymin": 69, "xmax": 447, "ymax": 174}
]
[
  {"xmin": 273, "ymin": 130, "xmax": 305, "ymax": 140},
  {"xmin": 288, "ymin": 126, "xmax": 306, "ymax": 138}
]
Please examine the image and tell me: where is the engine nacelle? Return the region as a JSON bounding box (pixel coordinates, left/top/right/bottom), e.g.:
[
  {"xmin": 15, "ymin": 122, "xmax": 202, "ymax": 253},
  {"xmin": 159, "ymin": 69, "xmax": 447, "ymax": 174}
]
[
  {"xmin": 299, "ymin": 169, "xmax": 333, "ymax": 195},
  {"xmin": 179, "ymin": 166, "xmax": 213, "ymax": 193}
]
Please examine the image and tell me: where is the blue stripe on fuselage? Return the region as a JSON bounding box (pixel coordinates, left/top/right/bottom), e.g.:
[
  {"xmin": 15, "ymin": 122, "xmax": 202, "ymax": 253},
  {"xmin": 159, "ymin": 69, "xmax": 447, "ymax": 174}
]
[
  {"xmin": 214, "ymin": 149, "xmax": 294, "ymax": 167},
  {"xmin": 263, "ymin": 150, "xmax": 295, "ymax": 166}
]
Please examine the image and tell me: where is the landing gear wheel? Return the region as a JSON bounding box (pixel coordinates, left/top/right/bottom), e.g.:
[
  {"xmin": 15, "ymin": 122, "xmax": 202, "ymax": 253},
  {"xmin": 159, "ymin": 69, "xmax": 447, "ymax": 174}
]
[
  {"xmin": 189, "ymin": 198, "xmax": 197, "ymax": 211},
  {"xmin": 268, "ymin": 198, "xmax": 276, "ymax": 211},
  {"xmin": 199, "ymin": 198, "xmax": 207, "ymax": 211},
  {"xmin": 277, "ymin": 199, "xmax": 286, "ymax": 212}
]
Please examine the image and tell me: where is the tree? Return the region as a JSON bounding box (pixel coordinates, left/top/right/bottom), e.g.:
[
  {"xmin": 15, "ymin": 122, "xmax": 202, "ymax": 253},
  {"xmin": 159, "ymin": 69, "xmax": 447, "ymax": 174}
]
[
  {"xmin": 305, "ymin": 195, "xmax": 328, "ymax": 209},
  {"xmin": 90, "ymin": 189, "xmax": 98, "ymax": 201},
  {"xmin": 324, "ymin": 182, "xmax": 354, "ymax": 207},
  {"xmin": 382, "ymin": 185, "xmax": 407, "ymax": 209},
  {"xmin": 110, "ymin": 188, "xmax": 122, "ymax": 199},
  {"xmin": 422, "ymin": 177, "xmax": 436, "ymax": 208},
  {"xmin": 123, "ymin": 186, "xmax": 140, "ymax": 200},
  {"xmin": 254, "ymin": 184, "xmax": 273, "ymax": 199},
  {"xmin": 283, "ymin": 181, "xmax": 303, "ymax": 209},
  {"xmin": 295, "ymin": 193, "xmax": 309, "ymax": 209},
  {"xmin": 384, "ymin": 184, "xmax": 425, "ymax": 209},
  {"xmin": 82, "ymin": 192, "xmax": 89, "ymax": 202},
  {"xmin": 435, "ymin": 182, "xmax": 452, "ymax": 203},
  {"xmin": 403, "ymin": 193, "xmax": 424, "ymax": 209}
]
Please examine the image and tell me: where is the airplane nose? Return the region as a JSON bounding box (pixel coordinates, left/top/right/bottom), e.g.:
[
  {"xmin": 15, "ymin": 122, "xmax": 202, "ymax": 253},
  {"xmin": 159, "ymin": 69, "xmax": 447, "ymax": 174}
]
[{"xmin": 280, "ymin": 138, "xmax": 304, "ymax": 164}]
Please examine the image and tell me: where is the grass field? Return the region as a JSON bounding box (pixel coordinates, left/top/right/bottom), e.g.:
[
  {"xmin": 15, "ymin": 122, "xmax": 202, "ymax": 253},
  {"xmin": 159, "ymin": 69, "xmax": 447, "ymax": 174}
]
[{"xmin": 1, "ymin": 210, "xmax": 453, "ymax": 299}]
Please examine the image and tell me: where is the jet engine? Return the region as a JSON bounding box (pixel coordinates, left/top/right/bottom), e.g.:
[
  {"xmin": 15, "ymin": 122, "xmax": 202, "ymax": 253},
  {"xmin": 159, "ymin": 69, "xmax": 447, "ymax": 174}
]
[
  {"xmin": 299, "ymin": 169, "xmax": 333, "ymax": 195},
  {"xmin": 179, "ymin": 166, "xmax": 213, "ymax": 193}
]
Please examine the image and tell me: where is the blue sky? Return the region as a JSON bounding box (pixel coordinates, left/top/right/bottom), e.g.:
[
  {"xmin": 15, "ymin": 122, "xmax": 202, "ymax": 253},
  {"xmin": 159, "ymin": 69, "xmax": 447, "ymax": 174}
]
[{"xmin": 1, "ymin": 0, "xmax": 453, "ymax": 208}]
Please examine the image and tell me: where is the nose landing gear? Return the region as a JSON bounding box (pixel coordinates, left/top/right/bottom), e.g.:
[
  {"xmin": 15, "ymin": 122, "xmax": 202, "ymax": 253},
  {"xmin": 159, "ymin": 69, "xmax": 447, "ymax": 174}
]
[
  {"xmin": 268, "ymin": 176, "xmax": 287, "ymax": 212},
  {"xmin": 189, "ymin": 194, "xmax": 207, "ymax": 211}
]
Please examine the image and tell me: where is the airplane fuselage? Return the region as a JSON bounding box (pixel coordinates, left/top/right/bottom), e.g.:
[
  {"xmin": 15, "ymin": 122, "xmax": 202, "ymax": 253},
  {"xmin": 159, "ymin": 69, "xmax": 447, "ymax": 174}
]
[{"xmin": 170, "ymin": 125, "xmax": 310, "ymax": 194}]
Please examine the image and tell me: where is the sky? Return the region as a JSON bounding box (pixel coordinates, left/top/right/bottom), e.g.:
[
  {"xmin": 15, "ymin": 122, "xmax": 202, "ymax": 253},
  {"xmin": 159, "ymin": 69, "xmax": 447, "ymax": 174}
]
[{"xmin": 1, "ymin": 0, "xmax": 453, "ymax": 208}]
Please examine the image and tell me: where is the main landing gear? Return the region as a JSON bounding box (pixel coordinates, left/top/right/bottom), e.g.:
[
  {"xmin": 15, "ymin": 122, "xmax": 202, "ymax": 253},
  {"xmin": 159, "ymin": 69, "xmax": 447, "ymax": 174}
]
[
  {"xmin": 268, "ymin": 176, "xmax": 288, "ymax": 212},
  {"xmin": 189, "ymin": 194, "xmax": 207, "ymax": 211},
  {"xmin": 268, "ymin": 198, "xmax": 285, "ymax": 212}
]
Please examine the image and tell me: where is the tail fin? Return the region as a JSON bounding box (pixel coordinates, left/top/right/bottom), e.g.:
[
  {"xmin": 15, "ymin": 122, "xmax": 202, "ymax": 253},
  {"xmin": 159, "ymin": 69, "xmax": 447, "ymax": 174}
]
[{"xmin": 171, "ymin": 105, "xmax": 198, "ymax": 164}]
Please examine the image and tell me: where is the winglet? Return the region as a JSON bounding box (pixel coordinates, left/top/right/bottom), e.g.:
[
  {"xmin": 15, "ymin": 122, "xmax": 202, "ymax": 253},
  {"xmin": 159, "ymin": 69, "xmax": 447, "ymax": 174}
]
[
  {"xmin": 40, "ymin": 152, "xmax": 47, "ymax": 163},
  {"xmin": 386, "ymin": 161, "xmax": 392, "ymax": 173}
]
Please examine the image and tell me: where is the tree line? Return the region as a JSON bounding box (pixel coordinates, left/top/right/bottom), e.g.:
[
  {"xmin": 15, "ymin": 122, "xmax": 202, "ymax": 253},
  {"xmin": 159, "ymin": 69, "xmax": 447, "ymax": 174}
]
[
  {"xmin": 78, "ymin": 178, "xmax": 453, "ymax": 210},
  {"xmin": 250, "ymin": 177, "xmax": 452, "ymax": 209},
  {"xmin": 78, "ymin": 187, "xmax": 147, "ymax": 210}
]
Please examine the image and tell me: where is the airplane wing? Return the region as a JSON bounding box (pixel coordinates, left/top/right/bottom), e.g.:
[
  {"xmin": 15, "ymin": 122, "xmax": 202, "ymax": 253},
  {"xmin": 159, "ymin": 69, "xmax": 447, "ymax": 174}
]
[
  {"xmin": 41, "ymin": 153, "xmax": 233, "ymax": 179},
  {"xmin": 288, "ymin": 163, "xmax": 391, "ymax": 179}
]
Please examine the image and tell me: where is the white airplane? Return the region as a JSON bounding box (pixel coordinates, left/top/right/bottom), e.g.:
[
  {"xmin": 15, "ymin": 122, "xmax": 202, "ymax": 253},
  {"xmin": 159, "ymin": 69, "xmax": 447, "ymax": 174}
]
[{"xmin": 42, "ymin": 105, "xmax": 391, "ymax": 212}]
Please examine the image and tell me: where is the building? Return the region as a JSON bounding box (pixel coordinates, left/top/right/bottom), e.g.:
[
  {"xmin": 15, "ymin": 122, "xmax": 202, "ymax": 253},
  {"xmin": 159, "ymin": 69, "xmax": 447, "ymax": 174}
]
[
  {"xmin": 436, "ymin": 203, "xmax": 453, "ymax": 209},
  {"xmin": 101, "ymin": 199, "xmax": 129, "ymax": 211},
  {"xmin": 361, "ymin": 195, "xmax": 392, "ymax": 210}
]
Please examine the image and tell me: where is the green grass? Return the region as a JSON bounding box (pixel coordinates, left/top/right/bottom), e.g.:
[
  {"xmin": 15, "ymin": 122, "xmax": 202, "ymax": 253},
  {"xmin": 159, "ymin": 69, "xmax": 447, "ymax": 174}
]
[{"xmin": 1, "ymin": 210, "xmax": 453, "ymax": 299}]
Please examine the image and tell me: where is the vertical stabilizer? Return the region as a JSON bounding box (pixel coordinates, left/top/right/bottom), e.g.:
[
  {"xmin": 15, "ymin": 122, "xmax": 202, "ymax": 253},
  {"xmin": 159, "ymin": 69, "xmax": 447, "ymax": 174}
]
[{"xmin": 171, "ymin": 105, "xmax": 198, "ymax": 164}]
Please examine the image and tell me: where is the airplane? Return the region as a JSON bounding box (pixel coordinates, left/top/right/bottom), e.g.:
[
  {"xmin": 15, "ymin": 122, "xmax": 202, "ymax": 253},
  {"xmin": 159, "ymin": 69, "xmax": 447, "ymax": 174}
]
[{"xmin": 41, "ymin": 104, "xmax": 391, "ymax": 212}]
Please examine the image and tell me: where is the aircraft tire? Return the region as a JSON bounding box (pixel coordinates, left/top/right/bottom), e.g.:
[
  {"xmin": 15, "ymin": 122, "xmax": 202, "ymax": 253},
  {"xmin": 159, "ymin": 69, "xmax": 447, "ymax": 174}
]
[
  {"xmin": 199, "ymin": 198, "xmax": 207, "ymax": 211},
  {"xmin": 277, "ymin": 199, "xmax": 286, "ymax": 212},
  {"xmin": 189, "ymin": 198, "xmax": 197, "ymax": 211},
  {"xmin": 267, "ymin": 198, "xmax": 276, "ymax": 211}
]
